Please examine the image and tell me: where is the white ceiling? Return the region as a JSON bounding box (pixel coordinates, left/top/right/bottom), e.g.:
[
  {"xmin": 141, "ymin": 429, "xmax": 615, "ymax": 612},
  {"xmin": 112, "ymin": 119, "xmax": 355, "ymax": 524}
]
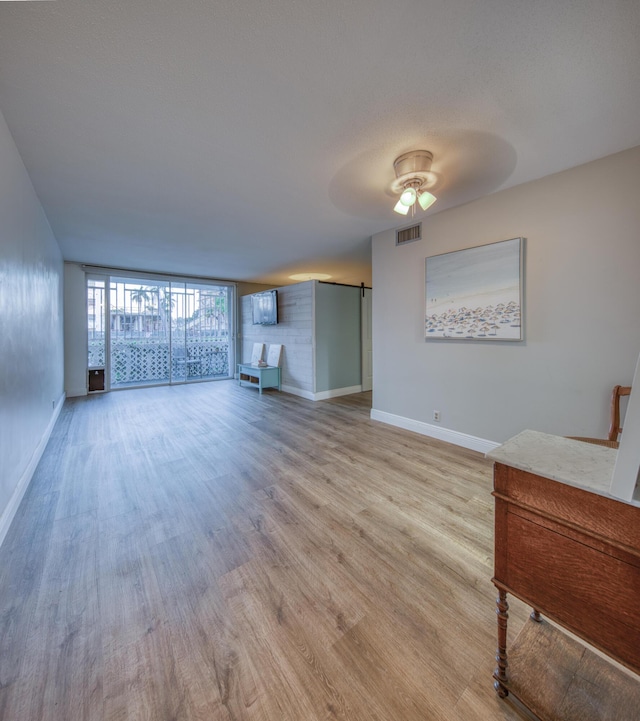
[{"xmin": 0, "ymin": 0, "xmax": 638, "ymax": 287}]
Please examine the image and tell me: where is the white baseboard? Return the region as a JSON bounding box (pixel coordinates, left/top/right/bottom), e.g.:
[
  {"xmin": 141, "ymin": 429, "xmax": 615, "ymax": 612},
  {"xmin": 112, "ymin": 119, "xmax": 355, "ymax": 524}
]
[
  {"xmin": 313, "ymin": 385, "xmax": 363, "ymax": 401},
  {"xmin": 0, "ymin": 391, "xmax": 66, "ymax": 549},
  {"xmin": 282, "ymin": 384, "xmax": 363, "ymax": 402},
  {"xmin": 370, "ymin": 408, "xmax": 500, "ymax": 454},
  {"xmin": 281, "ymin": 384, "xmax": 315, "ymax": 401}
]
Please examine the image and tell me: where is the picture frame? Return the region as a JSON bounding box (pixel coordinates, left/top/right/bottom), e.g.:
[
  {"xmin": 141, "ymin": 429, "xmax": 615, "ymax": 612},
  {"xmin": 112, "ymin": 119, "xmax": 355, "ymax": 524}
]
[
  {"xmin": 250, "ymin": 342, "xmax": 265, "ymax": 364},
  {"xmin": 425, "ymin": 237, "xmax": 524, "ymax": 341},
  {"xmin": 266, "ymin": 343, "xmax": 283, "ymax": 368}
]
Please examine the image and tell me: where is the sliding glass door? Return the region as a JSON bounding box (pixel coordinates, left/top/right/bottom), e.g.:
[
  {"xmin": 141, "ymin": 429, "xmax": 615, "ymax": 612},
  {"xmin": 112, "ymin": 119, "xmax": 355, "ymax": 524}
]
[
  {"xmin": 182, "ymin": 283, "xmax": 231, "ymax": 380},
  {"xmin": 109, "ymin": 279, "xmax": 170, "ymax": 387},
  {"xmin": 170, "ymin": 283, "xmax": 188, "ymax": 383},
  {"xmin": 169, "ymin": 282, "xmax": 233, "ymax": 384},
  {"xmin": 87, "ymin": 273, "xmax": 234, "ymax": 390}
]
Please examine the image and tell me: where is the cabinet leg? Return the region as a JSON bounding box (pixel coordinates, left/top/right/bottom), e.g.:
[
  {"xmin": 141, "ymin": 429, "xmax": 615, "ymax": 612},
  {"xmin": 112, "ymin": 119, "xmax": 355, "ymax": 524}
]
[
  {"xmin": 530, "ymin": 609, "xmax": 542, "ymax": 623},
  {"xmin": 493, "ymin": 589, "xmax": 509, "ymax": 698}
]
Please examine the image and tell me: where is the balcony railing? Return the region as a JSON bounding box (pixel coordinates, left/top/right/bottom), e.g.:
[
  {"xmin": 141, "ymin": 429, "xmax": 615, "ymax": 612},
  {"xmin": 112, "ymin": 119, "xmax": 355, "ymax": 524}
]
[{"xmin": 89, "ymin": 338, "xmax": 230, "ymax": 385}]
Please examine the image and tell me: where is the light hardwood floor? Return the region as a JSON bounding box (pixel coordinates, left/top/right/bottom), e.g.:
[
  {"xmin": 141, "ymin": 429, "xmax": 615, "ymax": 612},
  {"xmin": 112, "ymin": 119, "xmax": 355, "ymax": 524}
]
[{"xmin": 0, "ymin": 381, "xmax": 531, "ymax": 721}]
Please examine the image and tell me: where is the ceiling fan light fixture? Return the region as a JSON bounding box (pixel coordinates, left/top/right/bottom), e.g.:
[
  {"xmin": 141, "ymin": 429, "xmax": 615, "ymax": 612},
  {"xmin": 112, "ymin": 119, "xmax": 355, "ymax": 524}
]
[
  {"xmin": 391, "ymin": 150, "xmax": 438, "ymax": 216},
  {"xmin": 399, "ymin": 187, "xmax": 417, "ymax": 206},
  {"xmin": 393, "ymin": 199, "xmax": 410, "ymax": 215},
  {"xmin": 418, "ymin": 191, "xmax": 437, "ymax": 211}
]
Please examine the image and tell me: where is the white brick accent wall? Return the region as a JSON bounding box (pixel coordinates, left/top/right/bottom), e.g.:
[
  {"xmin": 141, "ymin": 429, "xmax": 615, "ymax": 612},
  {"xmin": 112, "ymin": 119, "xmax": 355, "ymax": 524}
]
[{"xmin": 240, "ymin": 281, "xmax": 314, "ymax": 394}]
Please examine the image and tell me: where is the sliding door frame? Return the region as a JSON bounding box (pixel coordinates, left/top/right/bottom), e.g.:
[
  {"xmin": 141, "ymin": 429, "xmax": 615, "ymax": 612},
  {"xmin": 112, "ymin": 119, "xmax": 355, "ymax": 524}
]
[{"xmin": 84, "ymin": 266, "xmax": 236, "ymax": 391}]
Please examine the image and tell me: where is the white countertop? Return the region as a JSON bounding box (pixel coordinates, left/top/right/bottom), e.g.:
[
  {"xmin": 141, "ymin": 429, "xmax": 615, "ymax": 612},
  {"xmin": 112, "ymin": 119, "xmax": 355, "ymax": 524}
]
[{"xmin": 486, "ymin": 430, "xmax": 639, "ymax": 505}]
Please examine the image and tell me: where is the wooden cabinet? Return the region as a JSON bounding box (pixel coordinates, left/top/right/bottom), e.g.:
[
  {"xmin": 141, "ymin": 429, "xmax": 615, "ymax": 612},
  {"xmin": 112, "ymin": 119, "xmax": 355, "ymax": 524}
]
[{"xmin": 488, "ymin": 432, "xmax": 640, "ymax": 719}]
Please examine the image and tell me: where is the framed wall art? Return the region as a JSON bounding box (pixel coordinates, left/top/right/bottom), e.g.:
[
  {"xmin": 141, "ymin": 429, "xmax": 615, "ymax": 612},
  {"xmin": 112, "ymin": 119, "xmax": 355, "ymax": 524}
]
[{"xmin": 425, "ymin": 237, "xmax": 524, "ymax": 341}]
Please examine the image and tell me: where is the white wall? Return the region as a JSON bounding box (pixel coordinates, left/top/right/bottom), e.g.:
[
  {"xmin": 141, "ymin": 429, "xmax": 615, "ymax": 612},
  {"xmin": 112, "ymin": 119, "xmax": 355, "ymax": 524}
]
[
  {"xmin": 0, "ymin": 109, "xmax": 64, "ymax": 544},
  {"xmin": 64, "ymin": 262, "xmax": 88, "ymax": 397},
  {"xmin": 372, "ymin": 146, "xmax": 640, "ymax": 450},
  {"xmin": 236, "ymin": 281, "xmax": 278, "ymax": 370}
]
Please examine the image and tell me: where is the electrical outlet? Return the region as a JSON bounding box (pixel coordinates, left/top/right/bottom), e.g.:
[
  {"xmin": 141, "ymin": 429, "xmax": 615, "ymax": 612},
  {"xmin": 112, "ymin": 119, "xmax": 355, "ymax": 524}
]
[
  {"xmin": 433, "ymin": 410, "xmax": 440, "ymax": 422},
  {"xmin": 52, "ymin": 400, "xmax": 56, "ymax": 409}
]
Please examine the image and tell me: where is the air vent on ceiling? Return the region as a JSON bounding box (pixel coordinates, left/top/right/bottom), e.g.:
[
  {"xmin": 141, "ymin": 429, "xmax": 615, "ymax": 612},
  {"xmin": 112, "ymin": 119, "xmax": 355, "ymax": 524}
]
[{"xmin": 396, "ymin": 223, "xmax": 421, "ymax": 246}]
